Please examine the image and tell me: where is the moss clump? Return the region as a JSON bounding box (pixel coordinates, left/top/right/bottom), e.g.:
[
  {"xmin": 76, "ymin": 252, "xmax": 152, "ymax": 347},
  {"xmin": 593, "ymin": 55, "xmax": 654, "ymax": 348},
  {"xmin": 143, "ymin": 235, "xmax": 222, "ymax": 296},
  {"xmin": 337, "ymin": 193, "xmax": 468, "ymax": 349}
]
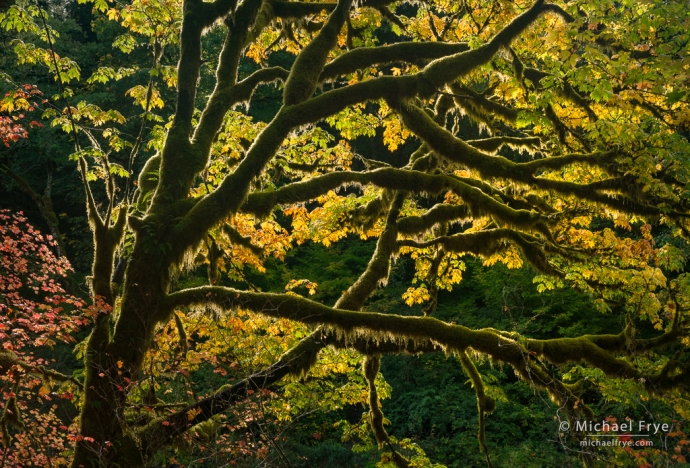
[
  {"xmin": 0, "ymin": 351, "xmax": 18, "ymax": 377},
  {"xmin": 135, "ymin": 154, "xmax": 161, "ymax": 202}
]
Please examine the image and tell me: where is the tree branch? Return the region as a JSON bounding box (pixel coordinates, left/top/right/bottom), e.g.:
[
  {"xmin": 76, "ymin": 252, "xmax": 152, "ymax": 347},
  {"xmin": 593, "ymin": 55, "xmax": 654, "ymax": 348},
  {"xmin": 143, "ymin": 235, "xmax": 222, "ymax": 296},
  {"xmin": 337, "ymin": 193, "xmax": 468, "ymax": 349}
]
[
  {"xmin": 239, "ymin": 167, "xmax": 547, "ymax": 235},
  {"xmin": 419, "ymin": 0, "xmax": 550, "ymax": 90},
  {"xmin": 270, "ymin": 1, "xmax": 335, "ymax": 18},
  {"xmin": 398, "ymin": 228, "xmax": 560, "ymax": 276},
  {"xmin": 201, "ymin": 0, "xmax": 238, "ymax": 27},
  {"xmin": 162, "ymin": 287, "xmax": 687, "ymax": 405},
  {"xmin": 319, "ymin": 42, "xmax": 470, "ymax": 81},
  {"xmin": 397, "ymin": 204, "xmax": 471, "ymax": 235},
  {"xmin": 174, "ymin": 0, "xmax": 566, "ymax": 263},
  {"xmin": 142, "ymin": 195, "xmax": 407, "ymax": 451},
  {"xmin": 193, "ymin": 66, "xmax": 288, "ymax": 157},
  {"xmin": 283, "ymin": 0, "xmax": 352, "ymax": 105}
]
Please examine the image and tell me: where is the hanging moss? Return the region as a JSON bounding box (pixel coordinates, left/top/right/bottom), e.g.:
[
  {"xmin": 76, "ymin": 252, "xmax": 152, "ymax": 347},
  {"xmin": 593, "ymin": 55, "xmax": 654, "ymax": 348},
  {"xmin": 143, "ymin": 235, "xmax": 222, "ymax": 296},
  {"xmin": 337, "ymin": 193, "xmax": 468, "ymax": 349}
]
[
  {"xmin": 467, "ymin": 136, "xmax": 541, "ymax": 154},
  {"xmin": 397, "ymin": 203, "xmax": 470, "ymax": 235},
  {"xmin": 137, "ymin": 154, "xmax": 161, "ymax": 201},
  {"xmin": 421, "ymin": 0, "xmax": 547, "ymax": 89},
  {"xmin": 449, "ymin": 83, "xmax": 518, "ymax": 124},
  {"xmin": 363, "ymin": 355, "xmax": 411, "ymax": 468},
  {"xmin": 173, "ymin": 312, "xmax": 188, "ymax": 356},
  {"xmin": 458, "ymin": 351, "xmax": 494, "ymax": 467},
  {"xmin": 336, "ymin": 193, "xmax": 404, "ymax": 310},
  {"xmin": 398, "ymin": 228, "xmax": 561, "ymax": 276},
  {"xmin": 321, "ymin": 42, "xmax": 470, "ymax": 81}
]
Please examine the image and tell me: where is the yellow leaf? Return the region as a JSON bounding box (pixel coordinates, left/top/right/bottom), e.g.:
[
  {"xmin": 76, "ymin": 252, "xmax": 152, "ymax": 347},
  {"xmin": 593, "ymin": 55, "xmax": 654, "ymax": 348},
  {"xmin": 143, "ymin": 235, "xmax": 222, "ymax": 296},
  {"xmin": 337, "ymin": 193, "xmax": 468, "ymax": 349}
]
[{"xmin": 187, "ymin": 407, "xmax": 202, "ymax": 421}]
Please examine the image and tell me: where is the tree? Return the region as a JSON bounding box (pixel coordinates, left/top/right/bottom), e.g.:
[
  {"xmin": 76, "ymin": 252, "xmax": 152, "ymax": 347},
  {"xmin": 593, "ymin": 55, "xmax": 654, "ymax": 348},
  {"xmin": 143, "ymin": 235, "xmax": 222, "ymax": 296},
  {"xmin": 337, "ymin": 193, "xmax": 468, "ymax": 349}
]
[
  {"xmin": 0, "ymin": 210, "xmax": 88, "ymax": 466},
  {"xmin": 0, "ymin": 84, "xmax": 67, "ymax": 257},
  {"xmin": 2, "ymin": 0, "xmax": 690, "ymax": 466}
]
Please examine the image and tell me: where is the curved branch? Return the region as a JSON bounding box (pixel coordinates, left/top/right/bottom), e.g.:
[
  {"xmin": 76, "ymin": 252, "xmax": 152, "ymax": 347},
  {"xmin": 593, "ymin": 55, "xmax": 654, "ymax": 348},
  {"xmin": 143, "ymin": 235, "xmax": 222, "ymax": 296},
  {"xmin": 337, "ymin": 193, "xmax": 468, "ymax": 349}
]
[
  {"xmin": 448, "ymin": 83, "xmax": 519, "ymax": 124},
  {"xmin": 137, "ymin": 326, "xmax": 438, "ymax": 454},
  {"xmin": 170, "ymin": 0, "xmax": 206, "ymax": 133},
  {"xmin": 419, "ymin": 0, "xmax": 550, "ymax": 89},
  {"xmin": 398, "ymin": 102, "xmax": 612, "ymax": 181},
  {"xmin": 193, "ymin": 66, "xmax": 289, "ymax": 156},
  {"xmin": 458, "ymin": 351, "xmax": 494, "ymax": 467},
  {"xmin": 163, "ymin": 287, "xmax": 689, "ymax": 394},
  {"xmin": 175, "ymin": 0, "xmax": 564, "ymax": 259},
  {"xmin": 397, "ymin": 204, "xmax": 471, "ymax": 235},
  {"xmin": 283, "ymin": 0, "xmax": 352, "ymax": 105},
  {"xmin": 142, "ymin": 196, "xmax": 407, "ymax": 452},
  {"xmin": 240, "ymin": 167, "xmax": 547, "ymax": 235},
  {"xmin": 319, "ymin": 42, "xmax": 470, "ymax": 81},
  {"xmin": 467, "ymin": 136, "xmax": 541, "ymax": 154},
  {"xmin": 398, "ymin": 228, "xmax": 560, "ymax": 275}
]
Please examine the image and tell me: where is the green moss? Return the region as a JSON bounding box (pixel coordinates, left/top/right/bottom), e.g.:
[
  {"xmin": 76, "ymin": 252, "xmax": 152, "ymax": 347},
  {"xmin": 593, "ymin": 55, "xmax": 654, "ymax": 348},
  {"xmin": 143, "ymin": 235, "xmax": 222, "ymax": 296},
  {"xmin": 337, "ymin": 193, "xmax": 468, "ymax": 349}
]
[
  {"xmin": 0, "ymin": 351, "xmax": 18, "ymax": 377},
  {"xmin": 136, "ymin": 154, "xmax": 161, "ymax": 200},
  {"xmin": 283, "ymin": 0, "xmax": 351, "ymax": 105},
  {"xmin": 458, "ymin": 351, "xmax": 493, "ymax": 466}
]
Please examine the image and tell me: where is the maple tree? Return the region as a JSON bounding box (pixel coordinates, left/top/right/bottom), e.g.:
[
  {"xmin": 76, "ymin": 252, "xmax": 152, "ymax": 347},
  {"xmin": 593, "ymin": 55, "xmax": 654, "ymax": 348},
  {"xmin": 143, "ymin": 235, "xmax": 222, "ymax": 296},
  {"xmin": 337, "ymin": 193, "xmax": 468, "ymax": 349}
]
[
  {"xmin": 2, "ymin": 0, "xmax": 690, "ymax": 466},
  {"xmin": 0, "ymin": 210, "xmax": 88, "ymax": 466},
  {"xmin": 0, "ymin": 82, "xmax": 66, "ymax": 257}
]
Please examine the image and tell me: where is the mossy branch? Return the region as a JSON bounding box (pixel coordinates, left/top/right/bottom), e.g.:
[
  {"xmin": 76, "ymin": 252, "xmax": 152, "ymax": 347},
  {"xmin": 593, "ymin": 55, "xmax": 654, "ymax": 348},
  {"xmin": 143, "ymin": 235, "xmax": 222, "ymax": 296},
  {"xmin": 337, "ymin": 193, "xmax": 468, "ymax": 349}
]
[
  {"xmin": 193, "ymin": 66, "xmax": 288, "ymax": 158},
  {"xmin": 278, "ymin": 0, "xmax": 554, "ymax": 123},
  {"xmin": 534, "ymin": 177, "xmax": 690, "ymax": 219},
  {"xmin": 363, "ymin": 355, "xmax": 411, "ymax": 468},
  {"xmin": 222, "ymin": 224, "xmax": 263, "ymax": 255},
  {"xmin": 163, "ymin": 287, "xmax": 689, "ymax": 394},
  {"xmin": 200, "ymin": 0, "xmax": 238, "ymax": 27},
  {"xmin": 270, "ymin": 1, "xmax": 335, "ymax": 18},
  {"xmin": 92, "ymin": 203, "xmax": 127, "ymax": 303},
  {"xmin": 164, "ymin": 286, "xmax": 687, "ymax": 427},
  {"xmin": 79, "ymin": 157, "xmax": 104, "ymax": 231},
  {"xmin": 420, "ymin": 0, "xmax": 549, "ymax": 89},
  {"xmin": 143, "ymin": 197, "xmax": 407, "ymax": 453},
  {"xmin": 182, "ymin": 19, "xmax": 553, "ymax": 223},
  {"xmin": 159, "ymin": 0, "xmax": 271, "ymax": 199},
  {"xmin": 467, "ymin": 136, "xmax": 541, "ymax": 154},
  {"xmin": 319, "ymin": 42, "xmax": 469, "ymax": 81},
  {"xmin": 398, "ymin": 102, "xmax": 612, "ymax": 182},
  {"xmin": 458, "ymin": 351, "xmax": 494, "ymax": 468},
  {"xmin": 336, "ymin": 192, "xmax": 405, "ymax": 310},
  {"xmin": 448, "ymin": 83, "xmax": 519, "ymax": 124},
  {"xmin": 0, "ymin": 350, "xmax": 81, "ymax": 386},
  {"xmin": 137, "ymin": 326, "xmax": 440, "ymax": 454},
  {"xmin": 170, "ymin": 0, "xmax": 206, "ymax": 134},
  {"xmin": 137, "ymin": 329, "xmax": 326, "ymax": 454},
  {"xmin": 363, "ymin": 355, "xmax": 388, "ymax": 446},
  {"xmin": 398, "ymin": 228, "xmax": 560, "ymax": 276},
  {"xmin": 283, "ymin": 0, "xmax": 352, "ymax": 105},
  {"xmin": 241, "ymin": 167, "xmax": 546, "ymax": 234}
]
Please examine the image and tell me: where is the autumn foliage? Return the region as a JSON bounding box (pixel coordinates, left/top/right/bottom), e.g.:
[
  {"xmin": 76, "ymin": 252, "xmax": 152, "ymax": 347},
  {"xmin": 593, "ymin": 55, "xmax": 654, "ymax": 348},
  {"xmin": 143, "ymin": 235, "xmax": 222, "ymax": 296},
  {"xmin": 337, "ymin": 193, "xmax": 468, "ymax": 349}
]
[{"xmin": 0, "ymin": 210, "xmax": 89, "ymax": 465}]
